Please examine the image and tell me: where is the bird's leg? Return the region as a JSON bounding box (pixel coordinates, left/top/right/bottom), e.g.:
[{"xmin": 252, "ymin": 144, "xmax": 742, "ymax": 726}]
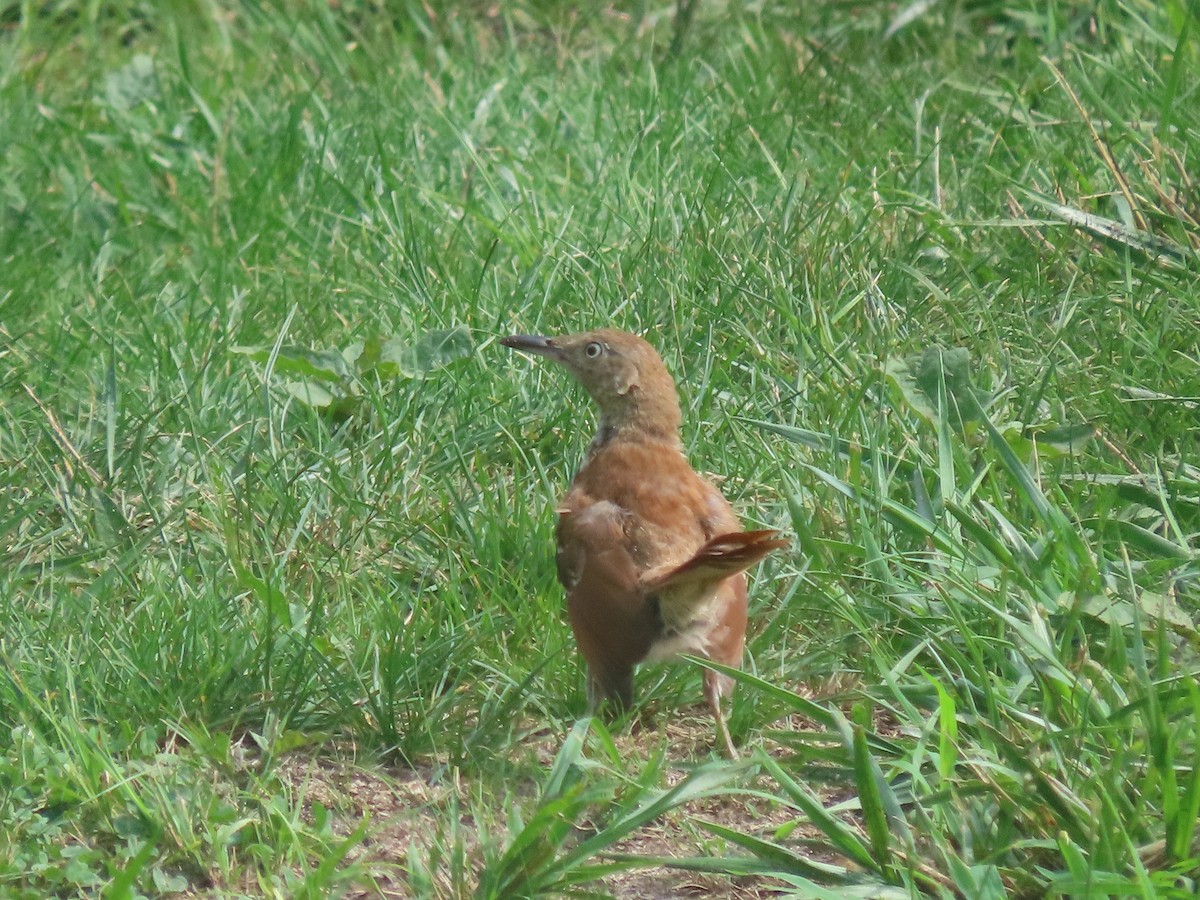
[
  {"xmin": 587, "ymin": 666, "xmax": 635, "ymax": 718},
  {"xmin": 704, "ymin": 669, "xmax": 738, "ymax": 759},
  {"xmin": 585, "ymin": 673, "xmax": 607, "ymax": 715}
]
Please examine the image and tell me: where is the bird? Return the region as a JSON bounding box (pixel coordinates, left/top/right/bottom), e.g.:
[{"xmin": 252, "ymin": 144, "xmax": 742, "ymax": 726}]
[{"xmin": 501, "ymin": 328, "xmax": 785, "ymax": 757}]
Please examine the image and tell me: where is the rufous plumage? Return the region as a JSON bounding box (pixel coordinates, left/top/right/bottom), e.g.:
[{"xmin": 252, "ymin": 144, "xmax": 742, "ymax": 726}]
[{"xmin": 502, "ymin": 328, "xmax": 784, "ymax": 756}]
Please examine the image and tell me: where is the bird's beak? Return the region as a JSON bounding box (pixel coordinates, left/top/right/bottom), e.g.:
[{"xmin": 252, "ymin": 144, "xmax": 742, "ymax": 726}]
[{"xmin": 500, "ymin": 334, "xmax": 563, "ymax": 359}]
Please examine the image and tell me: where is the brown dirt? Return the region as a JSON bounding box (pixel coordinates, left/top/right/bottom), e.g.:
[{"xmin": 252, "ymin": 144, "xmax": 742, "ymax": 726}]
[{"xmin": 267, "ymin": 704, "xmax": 856, "ymax": 899}]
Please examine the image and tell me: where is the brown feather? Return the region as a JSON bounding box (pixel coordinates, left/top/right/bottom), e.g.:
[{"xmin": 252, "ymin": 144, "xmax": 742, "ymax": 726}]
[{"xmin": 641, "ymin": 530, "xmax": 789, "ymax": 592}]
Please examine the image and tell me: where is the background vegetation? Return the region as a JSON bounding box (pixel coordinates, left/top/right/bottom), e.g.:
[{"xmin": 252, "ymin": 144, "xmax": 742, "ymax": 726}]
[{"xmin": 1, "ymin": 0, "xmax": 1198, "ymax": 896}]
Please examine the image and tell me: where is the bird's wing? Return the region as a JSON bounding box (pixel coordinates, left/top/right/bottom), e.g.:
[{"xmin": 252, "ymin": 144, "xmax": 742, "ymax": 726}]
[
  {"xmin": 698, "ymin": 479, "xmax": 742, "ymax": 539},
  {"xmin": 555, "ymin": 491, "xmax": 637, "ymax": 589},
  {"xmin": 556, "ymin": 494, "xmax": 660, "ymax": 670},
  {"xmin": 555, "ymin": 489, "xmax": 594, "ymax": 591}
]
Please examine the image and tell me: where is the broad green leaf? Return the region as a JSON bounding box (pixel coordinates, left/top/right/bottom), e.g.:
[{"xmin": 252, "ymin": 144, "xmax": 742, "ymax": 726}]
[
  {"xmin": 232, "ymin": 344, "xmax": 352, "ymax": 382},
  {"xmin": 1093, "ymin": 518, "xmax": 1195, "ymax": 561},
  {"xmin": 280, "ymin": 380, "xmax": 336, "ymax": 409},
  {"xmin": 103, "ymin": 54, "xmax": 158, "ymax": 111},
  {"xmin": 885, "ymin": 346, "xmax": 990, "ymax": 431},
  {"xmin": 947, "ymin": 858, "xmax": 1007, "ymax": 900},
  {"xmin": 381, "ymin": 326, "xmax": 475, "ymax": 378},
  {"xmin": 354, "ymin": 336, "xmax": 384, "ymax": 374},
  {"xmin": 1079, "ymin": 591, "xmax": 1197, "ymax": 635},
  {"xmin": 999, "ymin": 421, "xmax": 1097, "ymax": 462},
  {"xmin": 341, "ymin": 341, "xmax": 365, "ymax": 367},
  {"xmin": 930, "ymin": 675, "xmax": 958, "ymax": 782},
  {"xmin": 1025, "ymin": 422, "xmax": 1095, "ymax": 455}
]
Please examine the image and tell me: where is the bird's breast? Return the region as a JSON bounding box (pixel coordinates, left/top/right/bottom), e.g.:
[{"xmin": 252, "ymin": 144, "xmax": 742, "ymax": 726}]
[{"xmin": 570, "ymin": 438, "xmax": 735, "ymax": 568}]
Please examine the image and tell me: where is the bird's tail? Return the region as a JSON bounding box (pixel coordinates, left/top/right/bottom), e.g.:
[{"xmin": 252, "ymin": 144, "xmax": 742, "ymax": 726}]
[{"xmin": 642, "ymin": 530, "xmax": 787, "ymax": 594}]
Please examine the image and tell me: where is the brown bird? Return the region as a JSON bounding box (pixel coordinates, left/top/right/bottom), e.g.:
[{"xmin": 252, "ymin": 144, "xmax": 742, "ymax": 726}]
[{"xmin": 502, "ymin": 328, "xmax": 785, "ymax": 757}]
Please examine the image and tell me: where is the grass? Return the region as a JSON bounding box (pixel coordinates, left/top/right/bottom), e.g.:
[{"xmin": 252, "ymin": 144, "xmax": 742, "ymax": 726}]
[{"xmin": 1, "ymin": 0, "xmax": 1198, "ymax": 895}]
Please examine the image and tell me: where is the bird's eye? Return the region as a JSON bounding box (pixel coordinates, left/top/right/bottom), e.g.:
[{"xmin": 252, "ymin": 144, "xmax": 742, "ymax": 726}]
[{"xmin": 584, "ymin": 341, "xmax": 603, "ymax": 358}]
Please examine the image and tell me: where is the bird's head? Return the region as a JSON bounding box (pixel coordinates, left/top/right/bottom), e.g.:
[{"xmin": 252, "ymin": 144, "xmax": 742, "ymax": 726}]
[{"xmin": 501, "ymin": 328, "xmax": 682, "ymax": 440}]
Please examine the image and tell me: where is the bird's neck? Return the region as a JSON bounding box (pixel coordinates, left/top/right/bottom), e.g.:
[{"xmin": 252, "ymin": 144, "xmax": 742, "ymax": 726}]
[{"xmin": 590, "ymin": 392, "xmax": 683, "ymax": 453}]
